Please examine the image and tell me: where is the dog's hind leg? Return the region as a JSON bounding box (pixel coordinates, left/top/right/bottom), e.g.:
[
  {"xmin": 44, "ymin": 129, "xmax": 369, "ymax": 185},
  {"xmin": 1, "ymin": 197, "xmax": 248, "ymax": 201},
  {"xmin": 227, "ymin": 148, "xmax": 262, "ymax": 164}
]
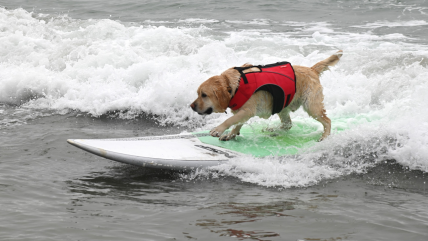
[
  {"xmin": 277, "ymin": 108, "xmax": 292, "ymax": 131},
  {"xmin": 303, "ymin": 50, "xmax": 341, "ymax": 141},
  {"xmin": 304, "ymin": 93, "xmax": 331, "ymax": 141}
]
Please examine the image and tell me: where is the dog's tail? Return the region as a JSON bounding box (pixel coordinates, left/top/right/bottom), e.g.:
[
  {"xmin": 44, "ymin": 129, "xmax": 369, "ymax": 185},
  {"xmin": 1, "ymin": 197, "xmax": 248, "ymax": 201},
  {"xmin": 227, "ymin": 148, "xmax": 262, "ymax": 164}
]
[{"xmin": 311, "ymin": 50, "xmax": 343, "ymax": 75}]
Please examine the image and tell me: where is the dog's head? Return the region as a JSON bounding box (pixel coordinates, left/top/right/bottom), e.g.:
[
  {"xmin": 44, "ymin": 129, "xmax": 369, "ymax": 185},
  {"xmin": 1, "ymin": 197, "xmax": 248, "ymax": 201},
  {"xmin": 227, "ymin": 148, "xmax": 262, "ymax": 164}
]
[{"xmin": 190, "ymin": 75, "xmax": 232, "ymax": 115}]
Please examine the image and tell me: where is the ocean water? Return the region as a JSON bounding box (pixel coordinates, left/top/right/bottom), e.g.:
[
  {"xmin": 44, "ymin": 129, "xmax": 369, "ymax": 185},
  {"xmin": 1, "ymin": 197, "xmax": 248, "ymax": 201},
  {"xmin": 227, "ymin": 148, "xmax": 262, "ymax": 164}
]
[{"xmin": 1, "ymin": 0, "xmax": 428, "ymax": 240}]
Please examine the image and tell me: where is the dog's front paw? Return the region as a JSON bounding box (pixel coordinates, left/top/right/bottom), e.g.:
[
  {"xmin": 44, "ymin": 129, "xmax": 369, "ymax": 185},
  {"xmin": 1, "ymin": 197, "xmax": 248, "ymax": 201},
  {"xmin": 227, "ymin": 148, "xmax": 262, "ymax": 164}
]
[
  {"xmin": 210, "ymin": 126, "xmax": 226, "ymax": 137},
  {"xmin": 219, "ymin": 132, "xmax": 237, "ymax": 141}
]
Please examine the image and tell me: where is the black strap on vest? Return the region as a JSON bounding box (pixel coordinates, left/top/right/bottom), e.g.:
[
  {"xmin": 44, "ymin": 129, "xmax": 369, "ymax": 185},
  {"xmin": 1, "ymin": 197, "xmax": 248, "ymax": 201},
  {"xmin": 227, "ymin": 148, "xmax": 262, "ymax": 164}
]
[
  {"xmin": 233, "ymin": 67, "xmax": 250, "ymax": 84},
  {"xmin": 233, "ymin": 65, "xmax": 263, "ymax": 84},
  {"xmin": 234, "ymin": 62, "xmax": 290, "ymax": 84}
]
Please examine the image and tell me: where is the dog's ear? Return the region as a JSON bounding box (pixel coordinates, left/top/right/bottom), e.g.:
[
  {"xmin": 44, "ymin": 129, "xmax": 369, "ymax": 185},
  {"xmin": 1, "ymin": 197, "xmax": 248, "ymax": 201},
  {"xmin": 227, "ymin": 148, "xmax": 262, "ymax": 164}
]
[
  {"xmin": 221, "ymin": 68, "xmax": 241, "ymax": 94},
  {"xmin": 221, "ymin": 68, "xmax": 240, "ymax": 83},
  {"xmin": 213, "ymin": 85, "xmax": 231, "ymax": 112}
]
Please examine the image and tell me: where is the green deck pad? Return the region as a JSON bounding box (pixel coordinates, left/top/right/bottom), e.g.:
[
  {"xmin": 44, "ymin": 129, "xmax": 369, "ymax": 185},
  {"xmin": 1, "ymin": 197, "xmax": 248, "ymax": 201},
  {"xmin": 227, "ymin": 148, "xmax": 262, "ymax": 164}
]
[
  {"xmin": 195, "ymin": 115, "xmax": 366, "ymax": 157},
  {"xmin": 196, "ymin": 119, "xmax": 324, "ymax": 157}
]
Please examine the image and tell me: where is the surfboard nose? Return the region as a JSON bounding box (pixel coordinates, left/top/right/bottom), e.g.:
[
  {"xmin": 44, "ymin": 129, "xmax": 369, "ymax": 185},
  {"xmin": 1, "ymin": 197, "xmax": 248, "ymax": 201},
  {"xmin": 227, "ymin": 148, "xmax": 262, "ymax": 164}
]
[{"xmin": 67, "ymin": 139, "xmax": 80, "ymax": 148}]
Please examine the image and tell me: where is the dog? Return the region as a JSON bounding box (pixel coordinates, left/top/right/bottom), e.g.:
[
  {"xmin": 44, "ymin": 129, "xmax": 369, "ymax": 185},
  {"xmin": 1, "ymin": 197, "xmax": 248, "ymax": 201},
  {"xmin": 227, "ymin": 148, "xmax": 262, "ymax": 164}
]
[{"xmin": 190, "ymin": 50, "xmax": 343, "ymax": 141}]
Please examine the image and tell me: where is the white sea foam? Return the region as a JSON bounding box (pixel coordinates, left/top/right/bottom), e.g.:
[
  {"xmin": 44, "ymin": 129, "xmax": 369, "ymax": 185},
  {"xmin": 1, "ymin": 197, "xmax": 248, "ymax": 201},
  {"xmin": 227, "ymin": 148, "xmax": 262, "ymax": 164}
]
[
  {"xmin": 178, "ymin": 18, "xmax": 220, "ymax": 24},
  {"xmin": 351, "ymin": 20, "xmax": 428, "ymax": 29},
  {"xmin": 1, "ymin": 8, "xmax": 428, "ymax": 186},
  {"xmin": 225, "ymin": 19, "xmax": 275, "ymax": 26}
]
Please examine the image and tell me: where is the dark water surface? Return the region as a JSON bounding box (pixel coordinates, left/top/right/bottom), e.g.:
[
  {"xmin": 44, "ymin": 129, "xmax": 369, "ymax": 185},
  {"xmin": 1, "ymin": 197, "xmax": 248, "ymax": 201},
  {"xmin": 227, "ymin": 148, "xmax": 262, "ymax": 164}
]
[
  {"xmin": 1, "ymin": 112, "xmax": 427, "ymax": 240},
  {"xmin": 1, "ymin": 114, "xmax": 427, "ymax": 240},
  {"xmin": 1, "ymin": 0, "xmax": 428, "ymax": 240}
]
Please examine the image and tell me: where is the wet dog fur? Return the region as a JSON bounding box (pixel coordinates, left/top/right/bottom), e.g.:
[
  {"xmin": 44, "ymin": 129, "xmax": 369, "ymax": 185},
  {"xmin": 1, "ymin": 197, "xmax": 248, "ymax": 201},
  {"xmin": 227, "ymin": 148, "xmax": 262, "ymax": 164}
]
[{"xmin": 190, "ymin": 50, "xmax": 343, "ymax": 141}]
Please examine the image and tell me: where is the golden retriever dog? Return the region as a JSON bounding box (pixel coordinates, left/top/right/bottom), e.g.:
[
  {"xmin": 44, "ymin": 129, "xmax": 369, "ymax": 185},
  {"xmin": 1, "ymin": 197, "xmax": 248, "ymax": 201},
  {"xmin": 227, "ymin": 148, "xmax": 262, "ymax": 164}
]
[{"xmin": 190, "ymin": 50, "xmax": 343, "ymax": 141}]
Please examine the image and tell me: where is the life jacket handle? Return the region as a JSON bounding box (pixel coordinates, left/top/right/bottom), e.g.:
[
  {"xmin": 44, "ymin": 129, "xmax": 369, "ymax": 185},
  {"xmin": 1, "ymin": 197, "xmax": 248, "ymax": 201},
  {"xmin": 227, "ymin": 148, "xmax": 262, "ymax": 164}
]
[{"xmin": 233, "ymin": 65, "xmax": 262, "ymax": 84}]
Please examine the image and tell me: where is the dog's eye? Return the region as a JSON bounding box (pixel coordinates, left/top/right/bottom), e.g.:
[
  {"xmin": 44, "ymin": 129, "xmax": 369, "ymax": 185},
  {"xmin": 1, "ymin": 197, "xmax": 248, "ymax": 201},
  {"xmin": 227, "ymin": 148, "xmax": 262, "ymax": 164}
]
[{"xmin": 201, "ymin": 93, "xmax": 207, "ymax": 98}]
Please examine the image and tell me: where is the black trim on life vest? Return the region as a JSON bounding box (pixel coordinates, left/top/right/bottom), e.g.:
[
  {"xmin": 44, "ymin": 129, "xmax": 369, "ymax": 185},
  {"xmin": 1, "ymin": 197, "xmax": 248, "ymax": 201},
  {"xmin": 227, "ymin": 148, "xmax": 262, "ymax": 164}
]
[
  {"xmin": 259, "ymin": 61, "xmax": 290, "ymax": 69},
  {"xmin": 234, "ymin": 62, "xmax": 291, "ymax": 84},
  {"xmin": 234, "ymin": 66, "xmax": 251, "ymax": 84},
  {"xmin": 256, "ymin": 84, "xmax": 285, "ymax": 114}
]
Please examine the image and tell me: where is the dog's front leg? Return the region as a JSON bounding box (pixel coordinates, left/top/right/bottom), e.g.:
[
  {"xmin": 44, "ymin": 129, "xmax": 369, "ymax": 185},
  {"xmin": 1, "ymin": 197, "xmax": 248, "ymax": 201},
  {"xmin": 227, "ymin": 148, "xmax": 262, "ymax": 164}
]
[{"xmin": 209, "ymin": 108, "xmax": 254, "ymax": 140}]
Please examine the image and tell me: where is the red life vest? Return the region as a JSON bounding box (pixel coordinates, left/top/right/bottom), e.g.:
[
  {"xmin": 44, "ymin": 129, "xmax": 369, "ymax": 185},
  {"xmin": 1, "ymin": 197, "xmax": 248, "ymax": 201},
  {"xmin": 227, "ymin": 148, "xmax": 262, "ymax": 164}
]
[{"xmin": 228, "ymin": 62, "xmax": 296, "ymax": 114}]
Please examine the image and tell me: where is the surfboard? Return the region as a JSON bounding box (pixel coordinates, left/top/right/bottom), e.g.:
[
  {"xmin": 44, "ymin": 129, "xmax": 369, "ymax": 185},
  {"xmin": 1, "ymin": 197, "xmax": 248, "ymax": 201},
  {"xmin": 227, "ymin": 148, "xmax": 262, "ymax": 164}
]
[
  {"xmin": 67, "ymin": 133, "xmax": 242, "ymax": 170},
  {"xmin": 67, "ymin": 119, "xmax": 330, "ymax": 170}
]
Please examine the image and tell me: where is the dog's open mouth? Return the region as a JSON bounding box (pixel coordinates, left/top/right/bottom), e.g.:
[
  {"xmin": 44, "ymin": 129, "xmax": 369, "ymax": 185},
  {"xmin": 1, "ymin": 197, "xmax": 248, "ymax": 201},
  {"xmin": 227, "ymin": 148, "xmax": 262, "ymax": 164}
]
[{"xmin": 202, "ymin": 107, "xmax": 213, "ymax": 115}]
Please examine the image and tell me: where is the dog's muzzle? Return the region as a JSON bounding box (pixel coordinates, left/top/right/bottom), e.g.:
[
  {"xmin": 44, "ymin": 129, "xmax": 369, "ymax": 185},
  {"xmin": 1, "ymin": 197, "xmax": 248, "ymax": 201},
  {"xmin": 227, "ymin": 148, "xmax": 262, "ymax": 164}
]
[{"xmin": 190, "ymin": 103, "xmax": 213, "ymax": 115}]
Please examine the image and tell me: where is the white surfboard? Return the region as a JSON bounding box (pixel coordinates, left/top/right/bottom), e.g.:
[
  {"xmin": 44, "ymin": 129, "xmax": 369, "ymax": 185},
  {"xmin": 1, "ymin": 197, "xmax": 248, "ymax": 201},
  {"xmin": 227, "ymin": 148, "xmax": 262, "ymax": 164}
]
[
  {"xmin": 67, "ymin": 120, "xmax": 329, "ymax": 170},
  {"xmin": 67, "ymin": 133, "xmax": 244, "ymax": 170}
]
